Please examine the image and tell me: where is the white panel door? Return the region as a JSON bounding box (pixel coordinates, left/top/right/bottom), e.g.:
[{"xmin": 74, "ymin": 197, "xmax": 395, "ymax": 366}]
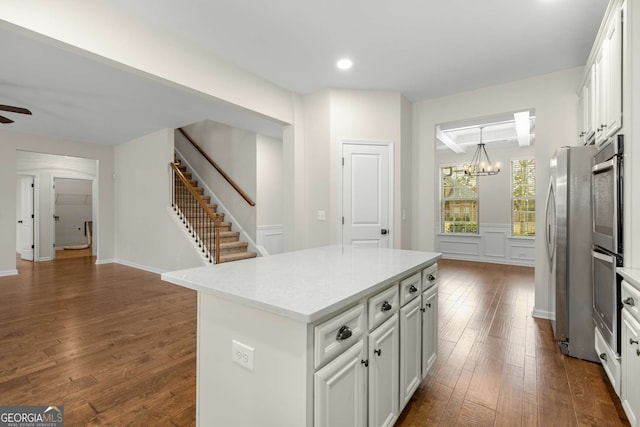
[
  {"xmin": 17, "ymin": 175, "xmax": 34, "ymax": 261},
  {"xmin": 342, "ymin": 143, "xmax": 391, "ymax": 248},
  {"xmin": 314, "ymin": 340, "xmax": 367, "ymax": 427}
]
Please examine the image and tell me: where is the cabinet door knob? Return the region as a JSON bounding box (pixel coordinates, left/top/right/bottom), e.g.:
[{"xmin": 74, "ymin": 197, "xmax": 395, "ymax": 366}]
[
  {"xmin": 361, "ymin": 359, "xmax": 369, "ymax": 367},
  {"xmin": 623, "ymin": 297, "xmax": 635, "ymax": 306},
  {"xmin": 637, "ymin": 349, "xmax": 640, "ymax": 357},
  {"xmin": 599, "ymin": 353, "xmax": 608, "ymax": 361},
  {"xmin": 420, "ymin": 308, "xmax": 426, "ymax": 313},
  {"xmin": 631, "ymin": 338, "xmax": 639, "ymax": 345},
  {"xmin": 425, "ymin": 303, "xmax": 432, "ymax": 308},
  {"xmin": 409, "ymin": 285, "xmax": 418, "ymax": 293},
  {"xmin": 336, "ymin": 325, "xmax": 352, "ymax": 341},
  {"xmin": 374, "ymin": 349, "xmax": 381, "ymax": 356},
  {"xmin": 381, "ymin": 301, "xmax": 392, "ymax": 312},
  {"xmin": 428, "ymin": 274, "xmax": 435, "ymax": 281}
]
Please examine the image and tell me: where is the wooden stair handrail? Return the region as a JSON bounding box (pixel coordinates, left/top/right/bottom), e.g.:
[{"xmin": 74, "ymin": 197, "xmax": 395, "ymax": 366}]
[
  {"xmin": 178, "ymin": 128, "xmax": 256, "ymax": 207},
  {"xmin": 171, "ymin": 162, "xmax": 222, "ymax": 263}
]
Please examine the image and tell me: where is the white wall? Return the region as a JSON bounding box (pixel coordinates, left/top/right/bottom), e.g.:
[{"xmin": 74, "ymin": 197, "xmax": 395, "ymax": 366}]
[
  {"xmin": 412, "ymin": 67, "xmax": 583, "ymax": 318},
  {"xmin": 302, "ymin": 90, "xmax": 331, "ymax": 247},
  {"xmin": 114, "ymin": 128, "xmax": 204, "ymax": 273},
  {"xmin": 400, "ymin": 96, "xmax": 413, "ymax": 249},
  {"xmin": 256, "ymin": 135, "xmax": 283, "ymax": 226},
  {"xmin": 0, "ymin": 129, "xmax": 114, "ymax": 274},
  {"xmin": 176, "ymin": 121, "xmax": 257, "ymax": 241},
  {"xmin": 328, "ymin": 90, "xmax": 408, "ymax": 249},
  {"xmin": 256, "ymin": 135, "xmax": 284, "ymax": 254}
]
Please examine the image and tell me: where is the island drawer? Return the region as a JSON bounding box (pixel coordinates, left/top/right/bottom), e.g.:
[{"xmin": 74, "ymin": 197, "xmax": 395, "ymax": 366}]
[
  {"xmin": 422, "ymin": 263, "xmax": 438, "ymax": 290},
  {"xmin": 622, "ymin": 280, "xmax": 640, "ymax": 322},
  {"xmin": 399, "ymin": 272, "xmax": 421, "ymax": 306},
  {"xmin": 314, "ymin": 303, "xmax": 366, "ymax": 368},
  {"xmin": 368, "ymin": 284, "xmax": 399, "ymax": 331}
]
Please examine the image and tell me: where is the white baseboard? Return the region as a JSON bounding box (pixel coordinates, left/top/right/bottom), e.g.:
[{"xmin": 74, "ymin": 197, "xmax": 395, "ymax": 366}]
[
  {"xmin": 0, "ymin": 269, "xmax": 18, "ymax": 277},
  {"xmin": 532, "ymin": 307, "xmax": 554, "ymax": 320},
  {"xmin": 115, "ymin": 259, "xmax": 165, "ymax": 275},
  {"xmin": 95, "ymin": 258, "xmax": 116, "ymax": 265},
  {"xmin": 441, "ymin": 254, "xmax": 534, "ymax": 267}
]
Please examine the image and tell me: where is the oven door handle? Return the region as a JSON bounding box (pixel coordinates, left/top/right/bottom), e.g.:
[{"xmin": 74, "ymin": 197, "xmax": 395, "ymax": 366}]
[
  {"xmin": 592, "ymin": 157, "xmax": 615, "ymax": 173},
  {"xmin": 591, "ymin": 249, "xmax": 615, "ymax": 263}
]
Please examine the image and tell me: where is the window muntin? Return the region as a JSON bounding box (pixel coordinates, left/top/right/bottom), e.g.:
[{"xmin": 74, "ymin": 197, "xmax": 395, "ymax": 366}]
[{"xmin": 441, "ymin": 165, "xmax": 478, "ymax": 234}]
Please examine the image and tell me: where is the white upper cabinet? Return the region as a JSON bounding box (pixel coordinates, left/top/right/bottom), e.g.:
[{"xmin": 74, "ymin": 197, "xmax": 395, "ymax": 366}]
[{"xmin": 579, "ymin": 3, "xmax": 623, "ymax": 146}]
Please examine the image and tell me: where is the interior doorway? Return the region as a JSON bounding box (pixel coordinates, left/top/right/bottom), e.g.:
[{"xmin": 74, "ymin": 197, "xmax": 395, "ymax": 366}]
[
  {"xmin": 341, "ymin": 140, "xmax": 393, "ymax": 248},
  {"xmin": 53, "ymin": 178, "xmax": 94, "ymax": 260}
]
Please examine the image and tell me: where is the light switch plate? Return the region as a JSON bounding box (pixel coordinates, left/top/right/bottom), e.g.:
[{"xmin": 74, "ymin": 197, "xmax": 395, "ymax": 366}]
[{"xmin": 232, "ymin": 340, "xmax": 254, "ymax": 371}]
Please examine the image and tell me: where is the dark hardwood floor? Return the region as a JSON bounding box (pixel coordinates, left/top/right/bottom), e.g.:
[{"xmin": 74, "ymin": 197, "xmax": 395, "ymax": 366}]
[{"xmin": 0, "ymin": 256, "xmax": 628, "ymax": 426}]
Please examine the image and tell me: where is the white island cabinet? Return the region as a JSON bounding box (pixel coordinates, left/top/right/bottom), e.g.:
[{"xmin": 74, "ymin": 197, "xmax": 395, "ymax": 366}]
[{"xmin": 162, "ymin": 245, "xmax": 441, "ymax": 427}]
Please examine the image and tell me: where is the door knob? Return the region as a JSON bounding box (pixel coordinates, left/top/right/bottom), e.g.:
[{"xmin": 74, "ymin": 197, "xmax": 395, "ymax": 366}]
[{"xmin": 381, "ymin": 229, "xmax": 388, "ymax": 235}]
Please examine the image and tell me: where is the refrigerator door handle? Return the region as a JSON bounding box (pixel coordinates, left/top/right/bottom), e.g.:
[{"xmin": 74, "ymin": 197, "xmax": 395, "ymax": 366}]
[{"xmin": 544, "ymin": 179, "xmax": 556, "ymax": 267}]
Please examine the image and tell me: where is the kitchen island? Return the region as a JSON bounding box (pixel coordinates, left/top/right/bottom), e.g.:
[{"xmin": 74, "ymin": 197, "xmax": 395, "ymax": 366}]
[{"xmin": 162, "ymin": 245, "xmax": 441, "ymax": 427}]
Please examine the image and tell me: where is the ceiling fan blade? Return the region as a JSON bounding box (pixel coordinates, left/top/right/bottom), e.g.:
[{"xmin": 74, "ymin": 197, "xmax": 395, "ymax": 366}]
[
  {"xmin": 0, "ymin": 105, "xmax": 32, "ymax": 115},
  {"xmin": 0, "ymin": 115, "xmax": 14, "ymax": 124}
]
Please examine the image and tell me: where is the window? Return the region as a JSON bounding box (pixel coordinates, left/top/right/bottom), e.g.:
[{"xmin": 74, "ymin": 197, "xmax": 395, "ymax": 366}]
[
  {"xmin": 511, "ymin": 159, "xmax": 536, "ymax": 236},
  {"xmin": 441, "ymin": 165, "xmax": 478, "ymax": 234}
]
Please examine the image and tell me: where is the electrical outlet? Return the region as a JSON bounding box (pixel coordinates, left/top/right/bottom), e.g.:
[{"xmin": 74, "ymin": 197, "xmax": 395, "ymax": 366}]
[{"xmin": 231, "ymin": 340, "xmax": 254, "ymax": 371}]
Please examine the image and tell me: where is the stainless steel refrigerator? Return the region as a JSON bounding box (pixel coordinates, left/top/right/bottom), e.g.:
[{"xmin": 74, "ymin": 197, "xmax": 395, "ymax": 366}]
[{"xmin": 545, "ymin": 145, "xmax": 597, "ymax": 362}]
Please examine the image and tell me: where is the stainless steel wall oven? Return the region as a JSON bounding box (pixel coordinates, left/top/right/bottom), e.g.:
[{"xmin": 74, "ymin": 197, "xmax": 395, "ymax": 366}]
[
  {"xmin": 592, "ymin": 135, "xmax": 624, "ymax": 357},
  {"xmin": 592, "ymin": 135, "xmax": 624, "ymax": 254}
]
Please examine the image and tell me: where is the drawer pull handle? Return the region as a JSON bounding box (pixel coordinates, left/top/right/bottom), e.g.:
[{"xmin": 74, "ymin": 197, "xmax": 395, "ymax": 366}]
[
  {"xmin": 374, "ymin": 349, "xmax": 381, "ymax": 356},
  {"xmin": 409, "ymin": 285, "xmax": 418, "ymax": 293},
  {"xmin": 428, "ymin": 274, "xmax": 436, "ymax": 281},
  {"xmin": 623, "ymin": 297, "xmax": 635, "ymax": 306},
  {"xmin": 381, "ymin": 301, "xmax": 392, "ymax": 312},
  {"xmin": 336, "ymin": 325, "xmax": 352, "ymax": 341},
  {"xmin": 631, "ymin": 338, "xmax": 639, "ymax": 345},
  {"xmin": 599, "ymin": 353, "xmax": 608, "ymax": 361}
]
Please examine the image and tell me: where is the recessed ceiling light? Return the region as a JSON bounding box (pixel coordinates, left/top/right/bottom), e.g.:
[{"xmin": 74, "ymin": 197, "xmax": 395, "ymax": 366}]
[{"xmin": 336, "ymin": 58, "xmax": 353, "ymax": 70}]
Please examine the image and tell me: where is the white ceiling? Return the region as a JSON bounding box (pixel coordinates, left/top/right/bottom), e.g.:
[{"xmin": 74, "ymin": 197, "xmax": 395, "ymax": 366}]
[{"xmin": 0, "ymin": 0, "xmax": 608, "ymax": 145}]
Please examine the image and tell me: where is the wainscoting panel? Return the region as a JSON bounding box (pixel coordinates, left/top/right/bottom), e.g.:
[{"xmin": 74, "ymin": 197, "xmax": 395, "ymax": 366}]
[
  {"xmin": 484, "ymin": 231, "xmax": 506, "ymax": 257},
  {"xmin": 256, "ymin": 225, "xmax": 284, "ymax": 255},
  {"xmin": 436, "ymin": 223, "xmax": 535, "ymax": 266},
  {"xmin": 438, "ymin": 240, "xmax": 480, "ymax": 256}
]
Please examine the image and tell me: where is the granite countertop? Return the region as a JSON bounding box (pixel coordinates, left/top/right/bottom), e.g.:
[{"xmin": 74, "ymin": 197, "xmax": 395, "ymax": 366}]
[
  {"xmin": 617, "ymin": 268, "xmax": 640, "ymax": 291},
  {"xmin": 161, "ymin": 245, "xmax": 441, "ymax": 323}
]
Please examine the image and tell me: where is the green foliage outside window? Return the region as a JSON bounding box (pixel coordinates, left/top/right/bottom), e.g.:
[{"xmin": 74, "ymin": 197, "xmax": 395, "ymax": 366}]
[
  {"xmin": 441, "ymin": 166, "xmax": 478, "ymax": 234},
  {"xmin": 512, "ymin": 159, "xmax": 536, "ymax": 236}
]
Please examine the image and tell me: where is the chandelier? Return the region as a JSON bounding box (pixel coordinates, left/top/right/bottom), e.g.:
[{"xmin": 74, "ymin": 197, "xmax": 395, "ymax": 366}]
[{"xmin": 463, "ymin": 127, "xmax": 500, "ymax": 176}]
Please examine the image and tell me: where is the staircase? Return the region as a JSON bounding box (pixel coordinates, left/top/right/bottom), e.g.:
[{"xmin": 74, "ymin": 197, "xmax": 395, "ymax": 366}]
[{"xmin": 173, "ymin": 158, "xmax": 256, "ymax": 264}]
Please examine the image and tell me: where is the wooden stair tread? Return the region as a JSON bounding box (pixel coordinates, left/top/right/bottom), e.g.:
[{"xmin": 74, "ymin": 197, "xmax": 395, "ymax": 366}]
[{"xmin": 219, "ymin": 251, "xmax": 257, "ymax": 263}]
